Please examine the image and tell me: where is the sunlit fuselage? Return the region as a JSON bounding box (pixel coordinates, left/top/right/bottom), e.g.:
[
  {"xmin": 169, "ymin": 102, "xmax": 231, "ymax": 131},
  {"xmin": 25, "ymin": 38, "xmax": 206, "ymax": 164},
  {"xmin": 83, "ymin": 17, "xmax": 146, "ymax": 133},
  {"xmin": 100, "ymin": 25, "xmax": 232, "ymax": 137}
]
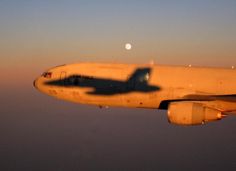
[{"xmin": 34, "ymin": 62, "xmax": 236, "ymax": 112}]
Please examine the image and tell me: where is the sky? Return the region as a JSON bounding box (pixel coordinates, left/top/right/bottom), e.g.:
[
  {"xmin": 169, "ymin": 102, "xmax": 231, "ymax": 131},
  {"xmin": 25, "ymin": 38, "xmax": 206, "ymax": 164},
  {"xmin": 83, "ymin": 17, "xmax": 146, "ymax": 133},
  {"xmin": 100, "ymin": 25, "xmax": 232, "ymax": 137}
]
[
  {"xmin": 1, "ymin": 0, "xmax": 236, "ymax": 170},
  {"xmin": 1, "ymin": 0, "xmax": 236, "ymax": 68}
]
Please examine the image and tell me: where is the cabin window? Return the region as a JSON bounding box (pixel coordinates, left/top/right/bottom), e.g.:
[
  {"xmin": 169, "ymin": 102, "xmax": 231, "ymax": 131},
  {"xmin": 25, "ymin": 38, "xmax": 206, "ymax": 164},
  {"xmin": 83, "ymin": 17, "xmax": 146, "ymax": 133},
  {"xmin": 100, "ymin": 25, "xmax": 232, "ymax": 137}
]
[{"xmin": 42, "ymin": 72, "xmax": 52, "ymax": 78}]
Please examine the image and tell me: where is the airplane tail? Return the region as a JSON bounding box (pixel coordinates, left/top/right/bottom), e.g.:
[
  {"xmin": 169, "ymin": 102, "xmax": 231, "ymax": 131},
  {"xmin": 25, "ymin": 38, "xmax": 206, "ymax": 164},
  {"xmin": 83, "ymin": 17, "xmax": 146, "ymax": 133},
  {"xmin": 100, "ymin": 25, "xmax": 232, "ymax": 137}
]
[{"xmin": 127, "ymin": 67, "xmax": 151, "ymax": 85}]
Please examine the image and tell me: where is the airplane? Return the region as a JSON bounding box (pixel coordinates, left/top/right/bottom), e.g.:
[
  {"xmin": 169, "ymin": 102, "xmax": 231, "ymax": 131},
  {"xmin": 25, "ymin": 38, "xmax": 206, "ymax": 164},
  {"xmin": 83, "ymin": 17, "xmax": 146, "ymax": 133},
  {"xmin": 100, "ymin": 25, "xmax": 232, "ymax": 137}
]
[{"xmin": 34, "ymin": 62, "xmax": 236, "ymax": 126}]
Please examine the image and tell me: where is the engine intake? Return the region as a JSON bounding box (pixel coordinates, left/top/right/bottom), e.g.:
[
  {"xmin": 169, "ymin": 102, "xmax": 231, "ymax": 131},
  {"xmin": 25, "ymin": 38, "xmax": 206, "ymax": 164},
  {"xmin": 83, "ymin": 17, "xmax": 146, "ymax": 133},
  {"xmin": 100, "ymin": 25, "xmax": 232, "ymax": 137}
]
[{"xmin": 167, "ymin": 102, "xmax": 223, "ymax": 125}]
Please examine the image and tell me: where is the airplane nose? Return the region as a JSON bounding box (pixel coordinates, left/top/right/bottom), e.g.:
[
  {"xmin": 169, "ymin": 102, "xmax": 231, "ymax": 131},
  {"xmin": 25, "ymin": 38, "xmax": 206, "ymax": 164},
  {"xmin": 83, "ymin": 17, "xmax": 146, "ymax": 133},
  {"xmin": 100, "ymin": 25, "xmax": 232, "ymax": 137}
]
[{"xmin": 33, "ymin": 79, "xmax": 38, "ymax": 89}]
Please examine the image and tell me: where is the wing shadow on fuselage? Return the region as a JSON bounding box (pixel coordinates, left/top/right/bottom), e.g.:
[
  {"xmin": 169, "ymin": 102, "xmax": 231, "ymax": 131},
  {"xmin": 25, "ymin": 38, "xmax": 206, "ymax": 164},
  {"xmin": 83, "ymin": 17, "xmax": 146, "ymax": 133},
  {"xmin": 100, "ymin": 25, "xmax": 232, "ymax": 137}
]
[{"xmin": 45, "ymin": 67, "xmax": 161, "ymax": 95}]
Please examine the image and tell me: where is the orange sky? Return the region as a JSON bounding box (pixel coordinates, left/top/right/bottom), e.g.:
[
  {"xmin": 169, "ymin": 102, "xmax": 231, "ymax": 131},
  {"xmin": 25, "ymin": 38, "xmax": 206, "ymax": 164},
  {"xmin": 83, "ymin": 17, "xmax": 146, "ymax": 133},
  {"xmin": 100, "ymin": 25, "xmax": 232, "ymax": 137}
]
[{"xmin": 1, "ymin": 1, "xmax": 236, "ymax": 85}]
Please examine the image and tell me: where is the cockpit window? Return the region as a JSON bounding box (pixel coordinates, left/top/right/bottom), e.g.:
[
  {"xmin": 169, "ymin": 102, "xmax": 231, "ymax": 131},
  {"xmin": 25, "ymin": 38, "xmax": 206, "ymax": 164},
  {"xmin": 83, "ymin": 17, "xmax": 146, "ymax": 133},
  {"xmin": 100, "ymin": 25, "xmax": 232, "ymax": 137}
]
[{"xmin": 42, "ymin": 72, "xmax": 52, "ymax": 78}]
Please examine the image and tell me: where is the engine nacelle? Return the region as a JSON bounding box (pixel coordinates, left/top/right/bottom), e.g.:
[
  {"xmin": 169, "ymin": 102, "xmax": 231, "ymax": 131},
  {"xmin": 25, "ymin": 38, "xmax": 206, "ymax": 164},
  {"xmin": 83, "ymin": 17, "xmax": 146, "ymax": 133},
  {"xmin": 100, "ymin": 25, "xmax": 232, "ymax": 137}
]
[{"xmin": 167, "ymin": 102, "xmax": 223, "ymax": 125}]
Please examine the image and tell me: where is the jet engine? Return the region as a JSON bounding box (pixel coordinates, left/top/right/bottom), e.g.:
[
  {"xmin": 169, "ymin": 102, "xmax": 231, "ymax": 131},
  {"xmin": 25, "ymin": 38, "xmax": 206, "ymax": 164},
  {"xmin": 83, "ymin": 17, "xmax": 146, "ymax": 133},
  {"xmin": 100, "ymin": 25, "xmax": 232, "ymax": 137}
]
[{"xmin": 167, "ymin": 102, "xmax": 223, "ymax": 125}]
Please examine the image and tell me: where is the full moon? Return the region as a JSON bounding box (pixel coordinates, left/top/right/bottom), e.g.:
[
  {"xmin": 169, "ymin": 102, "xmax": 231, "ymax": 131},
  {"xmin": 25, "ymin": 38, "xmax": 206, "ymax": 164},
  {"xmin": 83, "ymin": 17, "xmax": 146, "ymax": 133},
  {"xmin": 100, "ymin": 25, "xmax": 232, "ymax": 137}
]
[{"xmin": 125, "ymin": 43, "xmax": 132, "ymax": 50}]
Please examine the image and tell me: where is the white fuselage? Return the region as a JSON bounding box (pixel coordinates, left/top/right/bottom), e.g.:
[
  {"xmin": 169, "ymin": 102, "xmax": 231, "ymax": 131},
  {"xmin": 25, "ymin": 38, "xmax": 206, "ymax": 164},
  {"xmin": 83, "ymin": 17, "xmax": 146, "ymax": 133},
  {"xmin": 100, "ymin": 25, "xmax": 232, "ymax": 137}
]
[{"xmin": 34, "ymin": 63, "xmax": 236, "ymax": 112}]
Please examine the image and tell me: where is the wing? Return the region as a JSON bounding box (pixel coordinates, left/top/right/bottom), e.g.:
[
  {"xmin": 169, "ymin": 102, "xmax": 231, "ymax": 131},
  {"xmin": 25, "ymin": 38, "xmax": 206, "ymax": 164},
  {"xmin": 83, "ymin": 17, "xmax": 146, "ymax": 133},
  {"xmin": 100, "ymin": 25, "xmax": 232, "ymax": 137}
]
[{"xmin": 183, "ymin": 94, "xmax": 236, "ymax": 102}]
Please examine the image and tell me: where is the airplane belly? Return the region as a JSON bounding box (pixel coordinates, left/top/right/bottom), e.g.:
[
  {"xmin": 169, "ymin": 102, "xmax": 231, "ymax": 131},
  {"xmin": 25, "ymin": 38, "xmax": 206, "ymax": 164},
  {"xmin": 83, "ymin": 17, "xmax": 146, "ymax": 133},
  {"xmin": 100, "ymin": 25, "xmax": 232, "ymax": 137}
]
[
  {"xmin": 119, "ymin": 92, "xmax": 160, "ymax": 108},
  {"xmin": 71, "ymin": 90, "xmax": 161, "ymax": 108}
]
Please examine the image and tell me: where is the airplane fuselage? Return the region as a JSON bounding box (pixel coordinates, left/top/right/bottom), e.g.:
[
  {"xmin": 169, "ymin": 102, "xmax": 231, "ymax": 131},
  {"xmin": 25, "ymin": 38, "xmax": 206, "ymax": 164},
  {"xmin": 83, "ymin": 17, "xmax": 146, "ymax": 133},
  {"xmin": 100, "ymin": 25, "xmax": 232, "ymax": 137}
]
[
  {"xmin": 34, "ymin": 63, "xmax": 236, "ymax": 109},
  {"xmin": 34, "ymin": 62, "xmax": 236, "ymax": 125}
]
